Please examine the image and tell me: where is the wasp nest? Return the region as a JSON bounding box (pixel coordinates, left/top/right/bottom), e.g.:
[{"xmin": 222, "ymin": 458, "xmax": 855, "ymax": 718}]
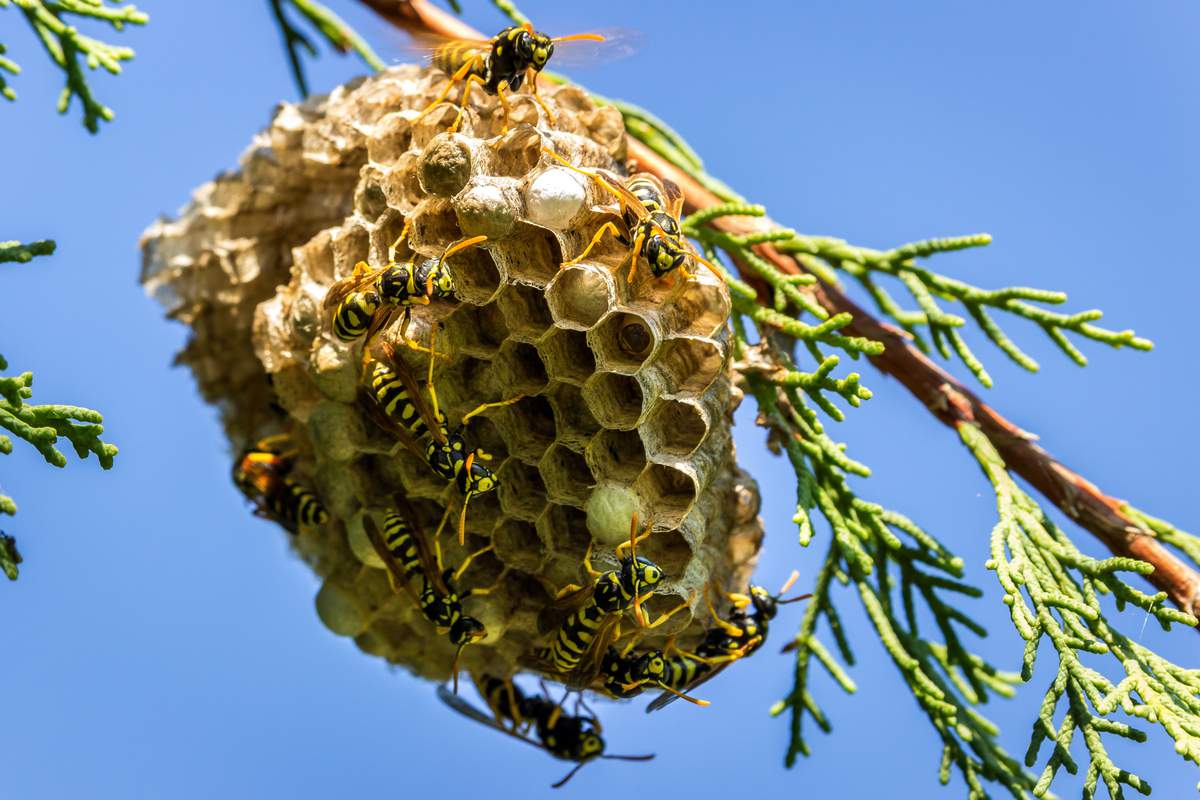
[{"xmin": 140, "ymin": 65, "xmax": 764, "ymax": 686}]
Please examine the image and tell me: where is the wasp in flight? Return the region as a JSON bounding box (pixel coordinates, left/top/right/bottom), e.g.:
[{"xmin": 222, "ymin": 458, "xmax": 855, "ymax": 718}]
[
  {"xmin": 439, "ymin": 677, "xmax": 653, "ymax": 788},
  {"xmin": 232, "ymin": 434, "xmax": 328, "ymax": 534},
  {"xmin": 362, "ymin": 507, "xmax": 502, "ymax": 691},
  {"xmin": 414, "ymin": 23, "xmax": 607, "ymax": 134},
  {"xmin": 362, "ymin": 336, "xmax": 520, "ymax": 546},
  {"xmin": 542, "ymin": 146, "xmax": 716, "ymax": 283},
  {"xmin": 645, "ymin": 571, "xmax": 810, "ymax": 712},
  {"xmin": 325, "ymin": 223, "xmax": 486, "ymax": 356}
]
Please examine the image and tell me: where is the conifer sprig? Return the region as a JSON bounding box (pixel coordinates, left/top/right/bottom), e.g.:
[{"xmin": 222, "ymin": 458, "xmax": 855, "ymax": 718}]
[
  {"xmin": 268, "ymin": 0, "xmax": 384, "ymax": 99},
  {"xmin": 1, "ymin": 239, "xmax": 118, "ymax": 580},
  {"xmin": 0, "ymin": 0, "xmax": 147, "ymax": 131}
]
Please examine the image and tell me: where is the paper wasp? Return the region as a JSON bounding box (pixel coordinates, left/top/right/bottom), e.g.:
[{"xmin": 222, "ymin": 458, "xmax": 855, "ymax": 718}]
[
  {"xmin": 598, "ymin": 645, "xmax": 709, "ymax": 707},
  {"xmin": 645, "ymin": 571, "xmax": 810, "ymax": 712},
  {"xmin": 362, "ymin": 507, "xmax": 501, "ymax": 691},
  {"xmin": 541, "ymin": 147, "xmax": 716, "ymax": 283},
  {"xmin": 362, "ymin": 336, "xmax": 521, "ymax": 546},
  {"xmin": 324, "ymin": 222, "xmax": 485, "ymax": 356},
  {"xmin": 533, "ymin": 515, "xmax": 689, "ymax": 687},
  {"xmin": 413, "ymin": 23, "xmax": 608, "ymax": 134},
  {"xmin": 438, "ymin": 677, "xmax": 653, "ymax": 788},
  {"xmin": 232, "ymin": 434, "xmax": 328, "ymax": 534}
]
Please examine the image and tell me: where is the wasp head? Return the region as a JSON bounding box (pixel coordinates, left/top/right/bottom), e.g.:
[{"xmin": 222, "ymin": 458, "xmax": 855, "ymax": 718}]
[
  {"xmin": 643, "ymin": 231, "xmax": 689, "ymax": 278},
  {"xmin": 749, "ymin": 584, "xmax": 778, "ymax": 620},
  {"xmin": 516, "ymin": 28, "xmax": 555, "ymax": 71},
  {"xmin": 633, "ymin": 649, "xmax": 667, "ymax": 683},
  {"xmin": 449, "ymin": 615, "xmax": 486, "ymax": 646}
]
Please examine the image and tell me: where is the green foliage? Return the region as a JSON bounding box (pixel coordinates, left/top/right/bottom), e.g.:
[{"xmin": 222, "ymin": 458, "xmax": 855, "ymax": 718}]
[
  {"xmin": 0, "ymin": 0, "xmax": 147, "ymax": 132},
  {"xmin": 268, "ymin": 0, "xmax": 384, "ymax": 98},
  {"xmin": 0, "ymin": 240, "xmax": 118, "ymax": 580},
  {"xmin": 964, "ymin": 423, "xmax": 1199, "ymax": 799}
]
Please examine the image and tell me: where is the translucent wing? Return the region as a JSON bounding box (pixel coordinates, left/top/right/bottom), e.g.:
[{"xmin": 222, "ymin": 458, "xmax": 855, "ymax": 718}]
[
  {"xmin": 398, "ymin": 31, "xmax": 493, "ymax": 65},
  {"xmin": 543, "ymin": 28, "xmax": 641, "ymax": 69},
  {"xmin": 436, "ymin": 685, "xmax": 546, "ymax": 752},
  {"xmin": 323, "ymin": 265, "xmax": 384, "ymax": 313}
]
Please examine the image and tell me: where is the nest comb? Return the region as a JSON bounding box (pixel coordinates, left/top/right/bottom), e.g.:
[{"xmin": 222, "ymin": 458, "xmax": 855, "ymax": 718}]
[{"xmin": 140, "ymin": 65, "xmax": 764, "ymax": 686}]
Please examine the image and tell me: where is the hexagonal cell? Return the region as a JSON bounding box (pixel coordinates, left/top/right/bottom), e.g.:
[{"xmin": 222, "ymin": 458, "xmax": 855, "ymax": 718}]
[
  {"xmin": 366, "ymin": 111, "xmax": 413, "ymax": 167},
  {"xmin": 588, "ymin": 310, "xmax": 659, "ymax": 374},
  {"xmin": 489, "ymin": 126, "xmax": 542, "ymax": 178},
  {"xmin": 496, "ymin": 458, "xmax": 548, "ymax": 522},
  {"xmin": 538, "ymin": 328, "xmax": 595, "ymax": 386},
  {"xmin": 418, "ymin": 133, "xmax": 474, "ymax": 197},
  {"xmin": 442, "ymin": 302, "xmax": 509, "ymax": 358},
  {"xmin": 492, "ymin": 340, "xmax": 548, "ymax": 396},
  {"xmin": 663, "ymin": 272, "xmax": 731, "ymax": 337},
  {"xmin": 539, "ymin": 444, "xmax": 595, "ymax": 508},
  {"xmin": 545, "ymin": 264, "xmax": 615, "ymax": 330},
  {"xmin": 494, "ymin": 284, "xmax": 553, "ymax": 343},
  {"xmin": 331, "ymin": 223, "xmax": 370, "ymax": 277},
  {"xmin": 633, "ymin": 464, "xmax": 698, "ymax": 529},
  {"xmin": 455, "ymin": 542, "xmax": 506, "ymax": 595},
  {"xmin": 581, "ymin": 371, "xmax": 644, "ymax": 430},
  {"xmin": 651, "ymin": 335, "xmax": 725, "ymax": 395},
  {"xmin": 493, "ymin": 395, "xmax": 556, "ymax": 463},
  {"xmin": 586, "ymin": 428, "xmax": 647, "ymax": 483},
  {"xmin": 538, "ymin": 504, "xmax": 591, "ymax": 561},
  {"xmin": 546, "ymin": 383, "xmax": 601, "ymax": 450},
  {"xmin": 638, "ymin": 526, "xmax": 694, "ymax": 585},
  {"xmin": 448, "ymin": 242, "xmax": 503, "ymax": 306},
  {"xmin": 642, "ymin": 398, "xmax": 708, "ymax": 459},
  {"xmin": 407, "ymin": 200, "xmax": 461, "ymax": 253},
  {"xmin": 492, "ymin": 518, "xmax": 547, "ymax": 573},
  {"xmin": 354, "ymin": 173, "xmax": 390, "ymax": 223},
  {"xmin": 497, "ymin": 223, "xmax": 564, "ymax": 287}
]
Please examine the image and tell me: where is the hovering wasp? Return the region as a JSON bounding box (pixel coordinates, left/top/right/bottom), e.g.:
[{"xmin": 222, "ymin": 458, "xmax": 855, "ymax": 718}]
[
  {"xmin": 438, "ymin": 677, "xmax": 653, "ymax": 788},
  {"xmin": 362, "ymin": 337, "xmax": 521, "ymax": 546},
  {"xmin": 534, "ymin": 515, "xmax": 689, "ymax": 687},
  {"xmin": 324, "ymin": 223, "xmax": 486, "ymax": 356},
  {"xmin": 362, "ymin": 509, "xmax": 500, "ymax": 692},
  {"xmin": 598, "ymin": 645, "xmax": 709, "ymax": 707},
  {"xmin": 541, "ymin": 147, "xmax": 717, "ymax": 283},
  {"xmin": 232, "ymin": 434, "xmax": 328, "ymax": 534},
  {"xmin": 645, "ymin": 571, "xmax": 811, "ymax": 712},
  {"xmin": 414, "ymin": 23, "xmax": 608, "ymax": 134}
]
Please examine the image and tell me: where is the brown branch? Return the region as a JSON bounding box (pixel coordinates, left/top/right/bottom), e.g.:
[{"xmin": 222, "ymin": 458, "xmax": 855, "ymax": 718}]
[{"xmin": 356, "ymin": 0, "xmax": 1200, "ymax": 622}]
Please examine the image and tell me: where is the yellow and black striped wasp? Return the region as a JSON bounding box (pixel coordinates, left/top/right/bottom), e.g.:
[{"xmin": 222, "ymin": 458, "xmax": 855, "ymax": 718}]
[
  {"xmin": 362, "ymin": 336, "xmax": 521, "ymax": 546},
  {"xmin": 533, "ymin": 514, "xmax": 689, "ymax": 688},
  {"xmin": 232, "ymin": 434, "xmax": 328, "ymax": 534},
  {"xmin": 597, "ymin": 645, "xmax": 709, "ymax": 707},
  {"xmin": 362, "ymin": 506, "xmax": 501, "ymax": 692},
  {"xmin": 438, "ymin": 677, "xmax": 653, "ymax": 788},
  {"xmin": 644, "ymin": 571, "xmax": 810, "ymax": 712},
  {"xmin": 542, "ymin": 146, "xmax": 717, "ymax": 283},
  {"xmin": 413, "ymin": 23, "xmax": 608, "ymax": 134},
  {"xmin": 324, "ymin": 222, "xmax": 486, "ymax": 356}
]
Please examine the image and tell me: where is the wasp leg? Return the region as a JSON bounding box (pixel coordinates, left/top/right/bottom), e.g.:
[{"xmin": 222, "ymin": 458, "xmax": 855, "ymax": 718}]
[
  {"xmin": 493, "ymin": 80, "xmax": 514, "ymax": 134},
  {"xmin": 451, "ymin": 73, "xmax": 493, "ymax": 134},
  {"xmin": 615, "ymin": 513, "xmax": 654, "ymax": 559},
  {"xmin": 527, "ymin": 68, "xmax": 556, "ymax": 126},
  {"xmin": 386, "ymin": 218, "xmax": 413, "ymax": 265},
  {"xmin": 641, "ymin": 593, "xmax": 693, "ymax": 630},
  {"xmin": 465, "ymin": 567, "xmax": 509, "ymax": 598},
  {"xmin": 453, "ymin": 542, "xmax": 495, "ymax": 582},
  {"xmin": 459, "ymin": 393, "xmax": 524, "ymax": 426},
  {"xmin": 626, "ymin": 227, "xmax": 649, "ymax": 283},
  {"xmin": 562, "ymin": 221, "xmax": 623, "ymax": 269},
  {"xmin": 416, "ymin": 56, "xmax": 480, "ymax": 126}
]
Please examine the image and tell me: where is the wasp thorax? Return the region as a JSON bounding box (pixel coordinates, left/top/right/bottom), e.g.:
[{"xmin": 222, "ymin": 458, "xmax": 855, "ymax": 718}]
[{"xmin": 139, "ymin": 63, "xmax": 762, "ymax": 689}]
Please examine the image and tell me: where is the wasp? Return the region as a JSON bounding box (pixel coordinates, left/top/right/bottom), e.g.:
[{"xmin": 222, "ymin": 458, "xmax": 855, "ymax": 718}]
[
  {"xmin": 414, "ymin": 23, "xmax": 608, "ymax": 134},
  {"xmin": 363, "ymin": 509, "xmax": 501, "ymax": 691},
  {"xmin": 324, "ymin": 223, "xmax": 486, "ymax": 356},
  {"xmin": 534, "ymin": 515, "xmax": 689, "ymax": 687},
  {"xmin": 438, "ymin": 677, "xmax": 653, "ymax": 788},
  {"xmin": 541, "ymin": 147, "xmax": 716, "ymax": 283},
  {"xmin": 361, "ymin": 338, "xmax": 521, "ymax": 546},
  {"xmin": 597, "ymin": 645, "xmax": 710, "ymax": 707},
  {"xmin": 644, "ymin": 571, "xmax": 810, "ymax": 712},
  {"xmin": 232, "ymin": 434, "xmax": 328, "ymax": 534}
]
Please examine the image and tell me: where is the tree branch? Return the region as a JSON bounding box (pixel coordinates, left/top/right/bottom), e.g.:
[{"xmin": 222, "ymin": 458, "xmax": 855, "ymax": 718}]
[{"xmin": 355, "ymin": 0, "xmax": 1200, "ymax": 623}]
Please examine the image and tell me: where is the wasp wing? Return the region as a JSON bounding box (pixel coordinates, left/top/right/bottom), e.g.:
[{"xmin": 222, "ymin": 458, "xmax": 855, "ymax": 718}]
[
  {"xmin": 542, "ymin": 28, "xmax": 641, "ymax": 69},
  {"xmin": 398, "ymin": 31, "xmax": 493, "ymax": 67},
  {"xmin": 323, "ymin": 265, "xmax": 384, "ymax": 313},
  {"xmin": 436, "ymin": 684, "xmax": 547, "ymax": 752},
  {"xmin": 644, "ymin": 660, "xmax": 735, "ymax": 713},
  {"xmin": 375, "ymin": 340, "xmax": 448, "ymax": 445}
]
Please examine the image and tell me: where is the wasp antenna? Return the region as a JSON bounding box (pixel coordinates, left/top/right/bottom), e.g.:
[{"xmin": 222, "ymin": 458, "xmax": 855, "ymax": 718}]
[
  {"xmin": 551, "ymin": 761, "xmax": 587, "ymax": 789},
  {"xmin": 654, "ymin": 682, "xmax": 710, "ymax": 707},
  {"xmin": 458, "ymin": 489, "xmax": 473, "ymax": 547},
  {"xmin": 777, "ymin": 592, "xmax": 814, "ymax": 606},
  {"xmin": 551, "ymin": 32, "xmax": 606, "ymax": 43},
  {"xmin": 778, "ymin": 570, "xmax": 800, "ymax": 596}
]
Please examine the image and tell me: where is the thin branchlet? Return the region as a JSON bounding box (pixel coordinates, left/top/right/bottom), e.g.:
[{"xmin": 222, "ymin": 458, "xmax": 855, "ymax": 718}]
[
  {"xmin": 1, "ymin": 240, "xmax": 117, "ymax": 579},
  {"xmin": 0, "ymin": 0, "xmax": 147, "ymax": 131},
  {"xmin": 268, "ymin": 0, "xmax": 385, "ymax": 99}
]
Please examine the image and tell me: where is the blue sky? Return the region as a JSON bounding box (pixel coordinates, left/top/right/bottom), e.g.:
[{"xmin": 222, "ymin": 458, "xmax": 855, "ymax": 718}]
[{"xmin": 2, "ymin": 1, "xmax": 1198, "ymax": 796}]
